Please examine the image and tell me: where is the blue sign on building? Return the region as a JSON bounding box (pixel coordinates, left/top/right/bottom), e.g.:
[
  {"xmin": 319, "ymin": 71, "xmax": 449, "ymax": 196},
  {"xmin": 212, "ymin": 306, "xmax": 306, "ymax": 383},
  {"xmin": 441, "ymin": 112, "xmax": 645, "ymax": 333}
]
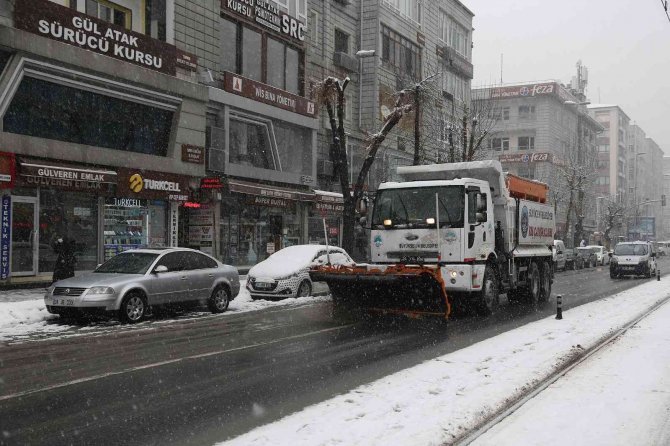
[{"xmin": 1, "ymin": 195, "xmax": 11, "ymax": 280}]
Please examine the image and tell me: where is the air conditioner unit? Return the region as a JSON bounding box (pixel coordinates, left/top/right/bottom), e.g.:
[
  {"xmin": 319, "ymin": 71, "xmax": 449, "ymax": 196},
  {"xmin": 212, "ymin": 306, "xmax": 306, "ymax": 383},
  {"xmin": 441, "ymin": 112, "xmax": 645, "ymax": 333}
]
[
  {"xmin": 317, "ymin": 160, "xmax": 334, "ymax": 177},
  {"xmin": 206, "ymin": 126, "xmax": 226, "ymax": 173},
  {"xmin": 207, "ymin": 147, "xmax": 226, "ymax": 173},
  {"xmin": 333, "ymin": 51, "xmax": 358, "ymax": 72}
]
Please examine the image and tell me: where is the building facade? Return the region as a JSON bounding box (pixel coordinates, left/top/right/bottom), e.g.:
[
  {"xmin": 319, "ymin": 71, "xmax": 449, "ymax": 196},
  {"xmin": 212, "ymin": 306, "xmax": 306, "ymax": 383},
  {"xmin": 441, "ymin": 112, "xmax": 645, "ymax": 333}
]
[
  {"xmin": 304, "ymin": 0, "xmax": 474, "ymax": 258},
  {"xmin": 663, "ymin": 156, "xmax": 670, "ymax": 240},
  {"xmin": 626, "ymin": 127, "xmax": 665, "ymax": 241},
  {"xmin": 472, "ymin": 81, "xmax": 603, "ymax": 244},
  {"xmin": 0, "ymin": 0, "xmax": 210, "ymax": 283}
]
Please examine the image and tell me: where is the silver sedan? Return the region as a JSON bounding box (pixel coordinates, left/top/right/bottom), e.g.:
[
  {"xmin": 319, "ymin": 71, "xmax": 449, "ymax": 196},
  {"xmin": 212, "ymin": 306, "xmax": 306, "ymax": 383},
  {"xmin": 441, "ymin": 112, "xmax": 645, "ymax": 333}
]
[{"xmin": 45, "ymin": 248, "xmax": 240, "ymax": 323}]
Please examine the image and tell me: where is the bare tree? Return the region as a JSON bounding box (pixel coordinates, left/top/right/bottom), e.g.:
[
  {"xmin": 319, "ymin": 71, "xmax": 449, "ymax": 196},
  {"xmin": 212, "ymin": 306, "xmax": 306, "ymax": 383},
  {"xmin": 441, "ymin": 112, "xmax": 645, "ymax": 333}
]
[
  {"xmin": 555, "ymin": 137, "xmax": 598, "ymax": 246},
  {"xmin": 314, "ymin": 76, "xmax": 416, "ymax": 253},
  {"xmin": 439, "ymin": 88, "xmax": 501, "ymax": 163},
  {"xmin": 601, "ymin": 197, "xmax": 628, "ymax": 249}
]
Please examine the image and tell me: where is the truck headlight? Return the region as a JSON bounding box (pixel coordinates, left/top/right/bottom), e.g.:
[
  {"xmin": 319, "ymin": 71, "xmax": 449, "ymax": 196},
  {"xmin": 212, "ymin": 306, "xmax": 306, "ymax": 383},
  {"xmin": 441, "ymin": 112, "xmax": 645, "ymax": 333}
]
[{"xmin": 88, "ymin": 286, "xmax": 115, "ymax": 295}]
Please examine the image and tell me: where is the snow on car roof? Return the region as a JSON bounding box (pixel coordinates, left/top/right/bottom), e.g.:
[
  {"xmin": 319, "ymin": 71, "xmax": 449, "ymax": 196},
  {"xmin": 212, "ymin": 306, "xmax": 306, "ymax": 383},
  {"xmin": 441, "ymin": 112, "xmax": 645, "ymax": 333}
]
[{"xmin": 248, "ymin": 245, "xmax": 343, "ymax": 278}]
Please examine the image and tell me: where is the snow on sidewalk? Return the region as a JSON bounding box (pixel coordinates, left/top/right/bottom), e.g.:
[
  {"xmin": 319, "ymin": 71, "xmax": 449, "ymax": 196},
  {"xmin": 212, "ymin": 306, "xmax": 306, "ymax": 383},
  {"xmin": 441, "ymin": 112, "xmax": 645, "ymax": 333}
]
[
  {"xmin": 472, "ymin": 298, "xmax": 670, "ymax": 446},
  {"xmin": 0, "ymin": 280, "xmax": 330, "ymax": 341},
  {"xmin": 219, "ymin": 279, "xmax": 670, "ymax": 446}
]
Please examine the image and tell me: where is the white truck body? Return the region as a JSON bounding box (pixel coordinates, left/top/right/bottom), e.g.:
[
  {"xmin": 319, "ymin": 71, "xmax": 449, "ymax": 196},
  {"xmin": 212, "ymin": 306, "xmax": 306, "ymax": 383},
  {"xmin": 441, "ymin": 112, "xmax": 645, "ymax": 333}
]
[{"xmin": 368, "ymin": 160, "xmax": 555, "ymax": 295}]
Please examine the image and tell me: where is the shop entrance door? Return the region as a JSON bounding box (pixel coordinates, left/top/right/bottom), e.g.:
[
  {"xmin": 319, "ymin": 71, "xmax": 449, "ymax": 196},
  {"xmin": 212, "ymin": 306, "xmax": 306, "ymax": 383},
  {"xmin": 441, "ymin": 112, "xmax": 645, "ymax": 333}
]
[{"xmin": 11, "ymin": 196, "xmax": 38, "ymax": 276}]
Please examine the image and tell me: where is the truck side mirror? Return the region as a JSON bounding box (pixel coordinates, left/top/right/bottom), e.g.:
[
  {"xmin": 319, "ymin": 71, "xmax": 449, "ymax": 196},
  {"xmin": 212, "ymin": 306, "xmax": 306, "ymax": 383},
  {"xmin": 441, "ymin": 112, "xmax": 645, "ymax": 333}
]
[
  {"xmin": 476, "ymin": 211, "xmax": 487, "ymax": 223},
  {"xmin": 476, "ymin": 193, "xmax": 487, "ymax": 213}
]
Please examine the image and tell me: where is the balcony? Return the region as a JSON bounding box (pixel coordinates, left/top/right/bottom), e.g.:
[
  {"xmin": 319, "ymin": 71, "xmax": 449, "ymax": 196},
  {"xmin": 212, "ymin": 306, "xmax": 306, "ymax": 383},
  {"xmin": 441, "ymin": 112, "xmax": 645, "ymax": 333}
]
[
  {"xmin": 333, "ymin": 52, "xmax": 358, "ymax": 72},
  {"xmin": 438, "ymin": 46, "xmax": 474, "ymax": 80}
]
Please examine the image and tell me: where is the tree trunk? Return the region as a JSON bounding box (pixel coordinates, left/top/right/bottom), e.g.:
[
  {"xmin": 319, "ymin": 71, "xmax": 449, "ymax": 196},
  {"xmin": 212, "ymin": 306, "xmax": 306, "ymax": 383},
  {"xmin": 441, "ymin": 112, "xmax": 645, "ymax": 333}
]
[{"xmin": 564, "ymin": 191, "xmax": 574, "ymax": 244}]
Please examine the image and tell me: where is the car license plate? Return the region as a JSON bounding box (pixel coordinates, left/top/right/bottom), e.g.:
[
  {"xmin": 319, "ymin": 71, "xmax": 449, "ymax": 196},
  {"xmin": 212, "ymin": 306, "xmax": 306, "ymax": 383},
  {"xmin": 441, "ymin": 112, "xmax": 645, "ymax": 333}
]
[
  {"xmin": 52, "ymin": 298, "xmax": 74, "ymax": 306},
  {"xmin": 400, "ymin": 256, "xmax": 424, "ymax": 263},
  {"xmin": 255, "ymin": 282, "xmax": 272, "ymax": 290}
]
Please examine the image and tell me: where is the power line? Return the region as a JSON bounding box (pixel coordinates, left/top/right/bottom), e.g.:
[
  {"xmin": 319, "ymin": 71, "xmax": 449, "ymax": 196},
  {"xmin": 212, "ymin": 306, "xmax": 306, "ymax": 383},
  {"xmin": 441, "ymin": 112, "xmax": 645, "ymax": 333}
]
[{"xmin": 662, "ymin": 0, "xmax": 670, "ymax": 23}]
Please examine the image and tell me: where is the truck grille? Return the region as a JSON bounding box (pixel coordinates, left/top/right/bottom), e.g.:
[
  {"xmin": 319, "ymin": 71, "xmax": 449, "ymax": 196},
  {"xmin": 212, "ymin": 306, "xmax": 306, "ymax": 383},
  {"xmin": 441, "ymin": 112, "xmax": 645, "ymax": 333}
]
[{"xmin": 53, "ymin": 287, "xmax": 86, "ymax": 296}]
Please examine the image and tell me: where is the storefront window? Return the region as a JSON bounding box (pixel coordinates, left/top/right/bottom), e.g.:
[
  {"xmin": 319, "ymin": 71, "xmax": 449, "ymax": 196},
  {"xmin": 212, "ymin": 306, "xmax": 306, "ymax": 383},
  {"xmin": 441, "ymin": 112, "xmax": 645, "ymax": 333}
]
[
  {"xmin": 103, "ymin": 198, "xmax": 167, "ymax": 260},
  {"xmin": 220, "ymin": 199, "xmax": 302, "ymax": 267},
  {"xmin": 4, "ymin": 77, "xmax": 174, "ymax": 157},
  {"xmin": 39, "ymin": 190, "xmax": 98, "ymax": 272}
]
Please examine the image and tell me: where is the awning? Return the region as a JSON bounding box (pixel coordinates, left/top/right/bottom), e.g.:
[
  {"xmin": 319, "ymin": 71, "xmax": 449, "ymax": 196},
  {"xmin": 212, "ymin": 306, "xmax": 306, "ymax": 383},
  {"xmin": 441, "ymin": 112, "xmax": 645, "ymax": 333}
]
[
  {"xmin": 314, "ymin": 189, "xmax": 344, "ymax": 204},
  {"xmin": 227, "ymin": 179, "xmax": 314, "ymax": 201}
]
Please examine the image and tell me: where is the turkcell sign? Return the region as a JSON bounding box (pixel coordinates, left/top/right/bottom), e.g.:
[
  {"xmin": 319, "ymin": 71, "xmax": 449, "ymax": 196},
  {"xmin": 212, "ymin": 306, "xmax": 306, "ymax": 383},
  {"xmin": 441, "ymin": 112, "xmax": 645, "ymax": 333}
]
[
  {"xmin": 1, "ymin": 195, "xmax": 11, "ymax": 280},
  {"xmin": 518, "ymin": 199, "xmax": 555, "ymax": 246}
]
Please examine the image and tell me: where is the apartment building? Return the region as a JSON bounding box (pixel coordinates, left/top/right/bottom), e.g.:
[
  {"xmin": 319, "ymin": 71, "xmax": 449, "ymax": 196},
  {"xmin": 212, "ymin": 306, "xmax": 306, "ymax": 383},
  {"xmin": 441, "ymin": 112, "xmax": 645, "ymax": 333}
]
[
  {"xmin": 472, "ymin": 81, "xmax": 603, "ymax": 241},
  {"xmin": 588, "ymin": 105, "xmax": 630, "ymax": 202}
]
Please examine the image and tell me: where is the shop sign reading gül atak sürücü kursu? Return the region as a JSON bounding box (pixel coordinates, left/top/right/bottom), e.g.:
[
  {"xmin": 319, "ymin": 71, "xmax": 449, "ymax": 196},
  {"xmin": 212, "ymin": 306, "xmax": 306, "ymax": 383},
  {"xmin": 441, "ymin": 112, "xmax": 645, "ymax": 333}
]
[{"xmin": 14, "ymin": 0, "xmax": 197, "ymax": 75}]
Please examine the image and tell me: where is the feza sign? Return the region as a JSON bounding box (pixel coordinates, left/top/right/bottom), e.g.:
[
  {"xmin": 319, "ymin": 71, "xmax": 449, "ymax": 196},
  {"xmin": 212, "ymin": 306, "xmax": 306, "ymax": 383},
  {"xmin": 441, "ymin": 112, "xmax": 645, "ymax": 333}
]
[{"xmin": 1, "ymin": 196, "xmax": 11, "ymax": 280}]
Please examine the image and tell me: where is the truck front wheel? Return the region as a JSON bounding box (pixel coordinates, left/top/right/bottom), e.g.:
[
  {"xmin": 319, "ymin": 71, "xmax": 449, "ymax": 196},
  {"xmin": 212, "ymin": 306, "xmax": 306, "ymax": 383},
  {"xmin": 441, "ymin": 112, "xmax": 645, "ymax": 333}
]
[{"xmin": 476, "ymin": 265, "xmax": 499, "ymax": 316}]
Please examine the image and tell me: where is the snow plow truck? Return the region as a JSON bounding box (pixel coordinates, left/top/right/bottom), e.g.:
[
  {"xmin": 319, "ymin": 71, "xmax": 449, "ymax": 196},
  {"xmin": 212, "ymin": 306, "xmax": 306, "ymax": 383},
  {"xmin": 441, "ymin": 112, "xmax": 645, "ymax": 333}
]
[{"xmin": 310, "ymin": 160, "xmax": 556, "ymax": 319}]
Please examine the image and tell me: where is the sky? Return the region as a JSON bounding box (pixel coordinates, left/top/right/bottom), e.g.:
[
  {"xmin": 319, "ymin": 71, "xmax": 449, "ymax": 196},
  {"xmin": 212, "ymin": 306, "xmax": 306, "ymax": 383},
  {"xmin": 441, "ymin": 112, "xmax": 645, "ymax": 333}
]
[{"xmin": 462, "ymin": 0, "xmax": 670, "ymax": 155}]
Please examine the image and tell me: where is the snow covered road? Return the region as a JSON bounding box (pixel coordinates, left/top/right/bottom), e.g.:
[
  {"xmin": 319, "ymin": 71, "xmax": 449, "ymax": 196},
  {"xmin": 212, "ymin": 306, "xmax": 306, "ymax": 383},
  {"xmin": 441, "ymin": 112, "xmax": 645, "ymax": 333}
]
[{"xmin": 219, "ymin": 279, "xmax": 670, "ymax": 446}]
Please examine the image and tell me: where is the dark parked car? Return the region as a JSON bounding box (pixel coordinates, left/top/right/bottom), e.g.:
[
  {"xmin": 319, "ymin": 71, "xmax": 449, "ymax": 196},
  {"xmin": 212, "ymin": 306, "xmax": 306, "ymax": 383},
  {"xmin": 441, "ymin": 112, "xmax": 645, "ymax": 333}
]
[
  {"xmin": 565, "ymin": 248, "xmax": 585, "ymax": 270},
  {"xmin": 577, "ymin": 247, "xmax": 598, "ymax": 268}
]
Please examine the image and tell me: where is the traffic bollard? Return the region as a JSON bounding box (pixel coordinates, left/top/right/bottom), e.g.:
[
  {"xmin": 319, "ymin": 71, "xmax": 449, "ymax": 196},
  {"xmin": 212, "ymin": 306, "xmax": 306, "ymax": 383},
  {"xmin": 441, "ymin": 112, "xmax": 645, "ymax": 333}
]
[
  {"xmin": 658, "ymin": 268, "xmax": 661, "ymax": 281},
  {"xmin": 555, "ymin": 294, "xmax": 563, "ymax": 320}
]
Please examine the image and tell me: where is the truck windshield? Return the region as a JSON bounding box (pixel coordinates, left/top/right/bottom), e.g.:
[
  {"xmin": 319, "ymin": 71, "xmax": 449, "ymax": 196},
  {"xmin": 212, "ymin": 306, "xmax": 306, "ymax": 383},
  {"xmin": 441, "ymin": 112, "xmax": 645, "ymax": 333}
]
[{"xmin": 371, "ymin": 186, "xmax": 464, "ymax": 229}]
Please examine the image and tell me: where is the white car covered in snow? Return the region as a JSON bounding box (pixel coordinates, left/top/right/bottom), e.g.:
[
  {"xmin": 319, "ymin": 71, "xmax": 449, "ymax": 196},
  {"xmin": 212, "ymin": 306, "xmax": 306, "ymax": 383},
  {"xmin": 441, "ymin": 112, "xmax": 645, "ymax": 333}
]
[{"xmin": 247, "ymin": 245, "xmax": 354, "ymax": 300}]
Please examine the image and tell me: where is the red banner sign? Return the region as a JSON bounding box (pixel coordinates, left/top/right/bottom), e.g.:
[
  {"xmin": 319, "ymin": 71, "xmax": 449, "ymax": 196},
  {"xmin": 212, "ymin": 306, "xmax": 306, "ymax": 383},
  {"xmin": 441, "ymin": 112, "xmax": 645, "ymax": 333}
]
[
  {"xmin": 499, "ymin": 152, "xmax": 553, "ymax": 163},
  {"xmin": 223, "ymin": 72, "xmax": 317, "ymax": 117}
]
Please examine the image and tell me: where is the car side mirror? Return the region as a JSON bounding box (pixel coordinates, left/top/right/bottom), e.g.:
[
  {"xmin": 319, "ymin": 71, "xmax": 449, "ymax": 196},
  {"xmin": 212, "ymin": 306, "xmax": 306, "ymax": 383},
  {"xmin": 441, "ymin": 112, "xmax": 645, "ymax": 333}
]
[
  {"xmin": 557, "ymin": 250, "xmax": 563, "ymax": 254},
  {"xmin": 608, "ymin": 252, "xmax": 613, "ymax": 257},
  {"xmin": 359, "ymin": 216, "xmax": 368, "ymax": 228},
  {"xmin": 154, "ymin": 265, "xmax": 168, "ymax": 273},
  {"xmin": 650, "ymin": 252, "xmax": 656, "ymax": 258}
]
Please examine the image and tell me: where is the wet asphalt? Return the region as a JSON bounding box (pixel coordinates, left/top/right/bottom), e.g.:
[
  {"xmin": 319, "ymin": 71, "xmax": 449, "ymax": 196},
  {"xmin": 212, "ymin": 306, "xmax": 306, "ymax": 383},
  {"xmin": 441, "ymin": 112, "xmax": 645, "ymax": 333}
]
[{"xmin": 1, "ymin": 258, "xmax": 668, "ymax": 445}]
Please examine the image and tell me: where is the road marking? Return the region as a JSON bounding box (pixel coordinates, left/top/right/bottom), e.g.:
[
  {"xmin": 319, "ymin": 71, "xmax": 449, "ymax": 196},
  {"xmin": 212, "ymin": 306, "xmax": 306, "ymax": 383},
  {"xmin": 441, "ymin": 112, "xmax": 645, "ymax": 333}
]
[{"xmin": 0, "ymin": 324, "xmax": 350, "ymax": 401}]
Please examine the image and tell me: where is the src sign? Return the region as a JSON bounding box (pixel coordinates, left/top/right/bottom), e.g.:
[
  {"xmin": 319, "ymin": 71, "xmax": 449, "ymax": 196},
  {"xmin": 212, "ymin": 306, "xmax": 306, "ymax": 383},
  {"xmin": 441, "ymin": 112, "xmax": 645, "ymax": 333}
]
[{"xmin": 222, "ymin": 0, "xmax": 306, "ymax": 42}]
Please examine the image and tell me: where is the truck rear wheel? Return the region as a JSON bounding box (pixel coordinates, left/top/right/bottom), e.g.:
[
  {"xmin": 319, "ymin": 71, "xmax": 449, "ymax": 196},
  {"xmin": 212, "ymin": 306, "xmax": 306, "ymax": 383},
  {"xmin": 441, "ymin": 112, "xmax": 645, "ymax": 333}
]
[
  {"xmin": 539, "ymin": 262, "xmax": 552, "ymax": 303},
  {"xmin": 524, "ymin": 262, "xmax": 541, "ymax": 305},
  {"xmin": 476, "ymin": 265, "xmax": 499, "ymax": 316}
]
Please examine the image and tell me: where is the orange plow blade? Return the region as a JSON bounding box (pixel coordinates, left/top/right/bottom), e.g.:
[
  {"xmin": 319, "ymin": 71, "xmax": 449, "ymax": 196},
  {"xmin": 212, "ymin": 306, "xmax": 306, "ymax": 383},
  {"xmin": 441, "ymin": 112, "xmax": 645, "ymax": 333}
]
[{"xmin": 310, "ymin": 265, "xmax": 451, "ymax": 319}]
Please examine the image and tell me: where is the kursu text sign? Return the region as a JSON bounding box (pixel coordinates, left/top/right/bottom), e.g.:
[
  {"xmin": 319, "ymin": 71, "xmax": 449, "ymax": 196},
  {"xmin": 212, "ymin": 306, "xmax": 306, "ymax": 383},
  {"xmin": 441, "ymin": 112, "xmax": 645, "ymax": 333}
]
[{"xmin": 15, "ymin": 0, "xmax": 197, "ymax": 75}]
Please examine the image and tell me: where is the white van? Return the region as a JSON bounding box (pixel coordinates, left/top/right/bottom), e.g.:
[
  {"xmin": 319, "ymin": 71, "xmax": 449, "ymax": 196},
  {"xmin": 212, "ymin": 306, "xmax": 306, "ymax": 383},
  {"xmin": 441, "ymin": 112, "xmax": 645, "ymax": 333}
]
[
  {"xmin": 609, "ymin": 241, "xmax": 657, "ymax": 279},
  {"xmin": 553, "ymin": 240, "xmax": 567, "ymax": 271}
]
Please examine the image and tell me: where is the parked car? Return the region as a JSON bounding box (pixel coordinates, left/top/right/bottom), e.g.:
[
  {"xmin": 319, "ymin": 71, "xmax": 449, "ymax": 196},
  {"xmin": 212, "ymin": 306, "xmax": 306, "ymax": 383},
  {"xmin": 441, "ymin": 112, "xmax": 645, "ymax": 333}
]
[
  {"xmin": 586, "ymin": 245, "xmax": 609, "ymax": 266},
  {"xmin": 576, "ymin": 247, "xmax": 598, "ymax": 268},
  {"xmin": 609, "ymin": 241, "xmax": 657, "ymax": 279},
  {"xmin": 247, "ymin": 245, "xmax": 354, "ymax": 300},
  {"xmin": 564, "ymin": 248, "xmax": 585, "ymax": 270},
  {"xmin": 45, "ymin": 248, "xmax": 240, "ymax": 323},
  {"xmin": 553, "ymin": 240, "xmax": 567, "ymax": 271},
  {"xmin": 656, "ymin": 241, "xmax": 669, "ymax": 256}
]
